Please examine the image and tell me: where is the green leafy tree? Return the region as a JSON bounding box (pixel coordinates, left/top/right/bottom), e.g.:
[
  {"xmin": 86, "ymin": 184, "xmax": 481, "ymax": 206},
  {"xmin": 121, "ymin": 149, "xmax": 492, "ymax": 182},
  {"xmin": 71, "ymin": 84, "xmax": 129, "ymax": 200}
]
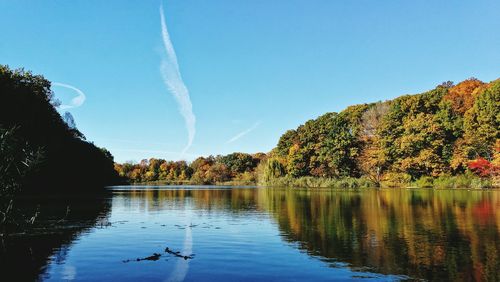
[
  {"xmin": 463, "ymin": 80, "xmax": 500, "ymax": 160},
  {"xmin": 218, "ymin": 153, "xmax": 256, "ymax": 176},
  {"xmin": 262, "ymin": 158, "xmax": 286, "ymax": 181}
]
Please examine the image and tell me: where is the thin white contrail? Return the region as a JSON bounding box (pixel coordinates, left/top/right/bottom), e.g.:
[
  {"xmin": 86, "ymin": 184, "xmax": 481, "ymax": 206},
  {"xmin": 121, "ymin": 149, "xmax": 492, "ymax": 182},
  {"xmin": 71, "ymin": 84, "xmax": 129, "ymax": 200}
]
[
  {"xmin": 226, "ymin": 122, "xmax": 261, "ymax": 144},
  {"xmin": 160, "ymin": 4, "xmax": 196, "ymax": 156},
  {"xmin": 52, "ymin": 82, "xmax": 86, "ymax": 109}
]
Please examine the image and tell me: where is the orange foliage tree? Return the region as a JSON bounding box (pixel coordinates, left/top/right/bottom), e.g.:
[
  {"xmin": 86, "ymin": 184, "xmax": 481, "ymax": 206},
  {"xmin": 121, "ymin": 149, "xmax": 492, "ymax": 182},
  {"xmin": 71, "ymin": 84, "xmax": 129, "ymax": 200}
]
[{"xmin": 444, "ymin": 78, "xmax": 485, "ymax": 114}]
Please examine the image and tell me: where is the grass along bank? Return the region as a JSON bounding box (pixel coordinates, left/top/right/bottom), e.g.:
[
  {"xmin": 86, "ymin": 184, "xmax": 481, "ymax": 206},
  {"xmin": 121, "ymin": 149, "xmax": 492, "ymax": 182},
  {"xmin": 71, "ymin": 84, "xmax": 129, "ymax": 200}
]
[{"xmin": 259, "ymin": 174, "xmax": 494, "ymax": 189}]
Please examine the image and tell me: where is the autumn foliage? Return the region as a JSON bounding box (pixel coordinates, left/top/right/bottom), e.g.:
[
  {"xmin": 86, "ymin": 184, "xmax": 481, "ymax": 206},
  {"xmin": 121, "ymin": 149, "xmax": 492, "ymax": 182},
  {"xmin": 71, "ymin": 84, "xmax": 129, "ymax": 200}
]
[
  {"xmin": 444, "ymin": 78, "xmax": 485, "ymax": 114},
  {"xmin": 269, "ymin": 77, "xmax": 499, "ymax": 185},
  {"xmin": 115, "ymin": 153, "xmax": 267, "ymax": 185},
  {"xmin": 115, "ymin": 77, "xmax": 499, "ymax": 187},
  {"xmin": 468, "ymin": 158, "xmax": 496, "ymax": 177}
]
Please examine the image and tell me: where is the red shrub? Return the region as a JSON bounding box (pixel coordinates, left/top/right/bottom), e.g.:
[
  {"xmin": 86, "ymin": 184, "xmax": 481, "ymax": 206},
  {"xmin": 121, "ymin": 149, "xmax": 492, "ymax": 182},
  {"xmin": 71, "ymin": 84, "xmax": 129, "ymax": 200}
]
[{"xmin": 468, "ymin": 158, "xmax": 493, "ymax": 177}]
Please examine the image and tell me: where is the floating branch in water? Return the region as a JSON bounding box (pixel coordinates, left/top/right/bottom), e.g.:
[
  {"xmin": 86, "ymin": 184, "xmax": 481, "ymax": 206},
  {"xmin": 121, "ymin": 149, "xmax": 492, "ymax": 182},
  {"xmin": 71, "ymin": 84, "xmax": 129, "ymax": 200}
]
[
  {"xmin": 122, "ymin": 246, "xmax": 194, "ymax": 263},
  {"xmin": 165, "ymin": 247, "xmax": 195, "ymax": 260},
  {"xmin": 122, "ymin": 253, "xmax": 162, "ymax": 263},
  {"xmin": 174, "ymin": 223, "xmax": 198, "ymax": 229}
]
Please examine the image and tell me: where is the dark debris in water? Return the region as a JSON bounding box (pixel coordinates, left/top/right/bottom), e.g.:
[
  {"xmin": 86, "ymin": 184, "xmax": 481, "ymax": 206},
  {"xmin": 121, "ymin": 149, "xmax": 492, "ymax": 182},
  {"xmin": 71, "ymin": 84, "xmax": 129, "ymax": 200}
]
[
  {"xmin": 94, "ymin": 220, "xmax": 130, "ymax": 229},
  {"xmin": 165, "ymin": 247, "xmax": 195, "ymax": 260},
  {"xmin": 200, "ymin": 223, "xmax": 222, "ymax": 229},
  {"xmin": 122, "ymin": 253, "xmax": 162, "ymax": 263},
  {"xmin": 172, "ymin": 223, "xmax": 203, "ymax": 230},
  {"xmin": 122, "ymin": 246, "xmax": 195, "ymax": 263}
]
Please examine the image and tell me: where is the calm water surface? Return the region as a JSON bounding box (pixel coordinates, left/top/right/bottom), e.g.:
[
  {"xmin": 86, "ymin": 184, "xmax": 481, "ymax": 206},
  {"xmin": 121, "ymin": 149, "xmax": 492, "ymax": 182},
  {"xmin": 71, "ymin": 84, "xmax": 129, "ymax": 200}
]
[{"xmin": 2, "ymin": 187, "xmax": 499, "ymax": 281}]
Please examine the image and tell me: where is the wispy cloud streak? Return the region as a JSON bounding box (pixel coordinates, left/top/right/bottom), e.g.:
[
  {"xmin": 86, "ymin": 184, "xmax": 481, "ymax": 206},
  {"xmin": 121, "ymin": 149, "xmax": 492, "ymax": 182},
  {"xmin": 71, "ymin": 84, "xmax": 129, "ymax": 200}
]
[
  {"xmin": 159, "ymin": 4, "xmax": 196, "ymax": 155},
  {"xmin": 53, "ymin": 82, "xmax": 86, "ymax": 109},
  {"xmin": 226, "ymin": 122, "xmax": 261, "ymax": 144}
]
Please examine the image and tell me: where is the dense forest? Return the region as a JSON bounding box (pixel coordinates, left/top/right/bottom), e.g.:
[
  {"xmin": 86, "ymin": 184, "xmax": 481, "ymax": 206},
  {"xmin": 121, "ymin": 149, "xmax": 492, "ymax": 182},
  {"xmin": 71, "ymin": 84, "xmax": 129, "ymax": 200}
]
[
  {"xmin": 1, "ymin": 65, "xmax": 498, "ymax": 189},
  {"xmin": 0, "ymin": 65, "xmax": 120, "ymax": 197},
  {"xmin": 114, "ymin": 152, "xmax": 267, "ymax": 185},
  {"xmin": 116, "ymin": 78, "xmax": 499, "ymax": 188},
  {"xmin": 0, "ymin": 65, "xmax": 122, "ymax": 233}
]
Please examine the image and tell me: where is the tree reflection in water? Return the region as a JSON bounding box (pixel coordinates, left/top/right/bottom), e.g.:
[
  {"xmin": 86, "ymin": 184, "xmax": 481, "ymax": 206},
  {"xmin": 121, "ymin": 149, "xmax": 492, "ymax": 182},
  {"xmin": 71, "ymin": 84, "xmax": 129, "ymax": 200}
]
[
  {"xmin": 259, "ymin": 188, "xmax": 500, "ymax": 282},
  {"xmin": 0, "ymin": 193, "xmax": 111, "ymax": 281},
  {"xmin": 2, "ymin": 187, "xmax": 499, "ymax": 282},
  {"xmin": 124, "ymin": 187, "xmax": 500, "ymax": 281}
]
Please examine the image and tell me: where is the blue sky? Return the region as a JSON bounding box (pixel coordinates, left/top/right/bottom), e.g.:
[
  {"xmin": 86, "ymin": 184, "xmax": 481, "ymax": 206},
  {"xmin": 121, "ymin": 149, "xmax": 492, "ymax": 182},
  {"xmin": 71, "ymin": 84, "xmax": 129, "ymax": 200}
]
[{"xmin": 1, "ymin": 0, "xmax": 499, "ymax": 163}]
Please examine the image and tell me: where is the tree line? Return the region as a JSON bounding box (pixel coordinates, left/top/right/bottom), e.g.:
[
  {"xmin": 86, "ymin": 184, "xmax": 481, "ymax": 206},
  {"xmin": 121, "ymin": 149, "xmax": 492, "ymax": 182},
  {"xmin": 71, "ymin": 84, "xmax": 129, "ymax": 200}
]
[
  {"xmin": 114, "ymin": 153, "xmax": 267, "ymax": 184},
  {"xmin": 2, "ymin": 64, "xmax": 496, "ymax": 189},
  {"xmin": 270, "ymin": 78, "xmax": 499, "ymax": 186},
  {"xmin": 116, "ymin": 78, "xmax": 499, "ymax": 187}
]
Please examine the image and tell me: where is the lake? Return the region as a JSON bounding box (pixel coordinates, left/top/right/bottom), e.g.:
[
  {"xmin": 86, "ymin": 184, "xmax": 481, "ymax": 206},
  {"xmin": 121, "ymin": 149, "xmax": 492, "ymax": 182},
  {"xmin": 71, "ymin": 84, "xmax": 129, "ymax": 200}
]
[{"xmin": 1, "ymin": 186, "xmax": 499, "ymax": 281}]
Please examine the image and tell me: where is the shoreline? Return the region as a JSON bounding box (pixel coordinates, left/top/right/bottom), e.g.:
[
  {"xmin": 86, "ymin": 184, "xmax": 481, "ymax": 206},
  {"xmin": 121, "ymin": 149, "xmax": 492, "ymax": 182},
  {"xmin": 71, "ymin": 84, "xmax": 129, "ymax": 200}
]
[{"xmin": 120, "ymin": 174, "xmax": 497, "ymax": 189}]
